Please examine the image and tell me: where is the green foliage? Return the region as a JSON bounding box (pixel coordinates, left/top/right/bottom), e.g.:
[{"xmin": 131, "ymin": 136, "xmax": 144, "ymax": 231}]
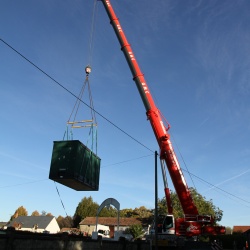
[
  {"xmin": 72, "ymin": 197, "xmax": 153, "ymax": 227},
  {"xmin": 73, "ymin": 196, "xmax": 99, "ymax": 227},
  {"xmin": 120, "ymin": 208, "xmax": 134, "ymax": 217},
  {"xmin": 99, "ymin": 206, "xmax": 117, "ymax": 217},
  {"xmin": 128, "ymin": 224, "xmax": 144, "ymax": 239},
  {"xmin": 158, "ymin": 188, "xmax": 223, "ymax": 224},
  {"xmin": 190, "ymin": 188, "xmax": 223, "ymax": 222},
  {"xmin": 120, "ymin": 207, "xmax": 153, "ymax": 218},
  {"xmin": 133, "ymin": 206, "xmax": 153, "ymax": 218},
  {"xmin": 57, "ymin": 215, "xmax": 74, "ymax": 229}
]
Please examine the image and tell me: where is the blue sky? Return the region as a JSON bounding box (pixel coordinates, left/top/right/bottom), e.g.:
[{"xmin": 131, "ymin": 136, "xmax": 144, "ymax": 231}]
[{"xmin": 1, "ymin": 0, "xmax": 250, "ymax": 229}]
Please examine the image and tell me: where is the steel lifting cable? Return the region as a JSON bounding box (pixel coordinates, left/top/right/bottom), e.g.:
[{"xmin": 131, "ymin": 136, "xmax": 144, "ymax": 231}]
[
  {"xmin": 64, "ymin": 78, "xmax": 88, "ymax": 140},
  {"xmin": 66, "ymin": 72, "xmax": 98, "ymax": 144},
  {"xmin": 65, "ymin": 0, "xmax": 99, "ymax": 140},
  {"xmin": 67, "ymin": 77, "xmax": 88, "ymax": 124},
  {"xmin": 87, "ymin": 76, "xmax": 97, "ymax": 123},
  {"xmin": 87, "ymin": 0, "xmax": 98, "ymax": 67},
  {"xmin": 159, "ymin": 110, "xmax": 197, "ymax": 189},
  {"xmin": 57, "ymin": 2, "xmax": 99, "ymax": 216},
  {"xmin": 168, "ymin": 129, "xmax": 197, "ymax": 190},
  {"xmin": 77, "ymin": 0, "xmax": 99, "ymax": 186}
]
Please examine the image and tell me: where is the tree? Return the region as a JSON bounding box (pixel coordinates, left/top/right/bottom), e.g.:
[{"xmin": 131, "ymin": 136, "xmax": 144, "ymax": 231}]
[
  {"xmin": 57, "ymin": 215, "xmax": 74, "ymax": 229},
  {"xmin": 133, "ymin": 206, "xmax": 153, "ymax": 218},
  {"xmin": 158, "ymin": 188, "xmax": 223, "ymax": 224},
  {"xmin": 10, "ymin": 206, "xmax": 28, "ymax": 221},
  {"xmin": 120, "ymin": 208, "xmax": 134, "ymax": 218},
  {"xmin": 99, "ymin": 206, "xmax": 117, "ymax": 217},
  {"xmin": 41, "ymin": 210, "xmax": 47, "ymax": 216},
  {"xmin": 120, "ymin": 207, "xmax": 153, "ymax": 218},
  {"xmin": 128, "ymin": 224, "xmax": 144, "ymax": 239},
  {"xmin": 225, "ymin": 226, "xmax": 232, "ymax": 235},
  {"xmin": 73, "ymin": 196, "xmax": 99, "ymax": 227},
  {"xmin": 31, "ymin": 210, "xmax": 40, "ymax": 216}
]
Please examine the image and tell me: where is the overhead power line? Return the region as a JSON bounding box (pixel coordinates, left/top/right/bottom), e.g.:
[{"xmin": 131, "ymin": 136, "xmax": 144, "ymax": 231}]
[
  {"xmin": 182, "ymin": 168, "xmax": 250, "ymax": 206},
  {"xmin": 0, "ymin": 38, "xmax": 154, "ymax": 153},
  {"xmin": 0, "ymin": 179, "xmax": 48, "ymax": 189},
  {"xmin": 102, "ymin": 153, "xmax": 154, "ymax": 168},
  {"xmin": 1, "ymin": 38, "xmax": 249, "ymax": 209}
]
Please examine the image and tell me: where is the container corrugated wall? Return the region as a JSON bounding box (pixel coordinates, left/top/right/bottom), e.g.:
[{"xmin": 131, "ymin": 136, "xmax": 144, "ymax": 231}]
[{"xmin": 49, "ymin": 140, "xmax": 101, "ymax": 191}]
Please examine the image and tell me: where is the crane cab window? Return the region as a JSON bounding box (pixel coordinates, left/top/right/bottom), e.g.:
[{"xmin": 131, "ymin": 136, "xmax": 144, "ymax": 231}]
[{"xmin": 163, "ymin": 215, "xmax": 174, "ymax": 230}]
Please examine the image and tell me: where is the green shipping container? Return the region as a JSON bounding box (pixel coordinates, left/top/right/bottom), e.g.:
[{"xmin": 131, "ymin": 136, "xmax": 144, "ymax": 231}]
[{"xmin": 49, "ymin": 140, "xmax": 101, "ymax": 191}]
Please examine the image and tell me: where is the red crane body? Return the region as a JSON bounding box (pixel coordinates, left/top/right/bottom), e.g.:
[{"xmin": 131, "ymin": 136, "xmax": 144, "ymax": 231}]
[
  {"xmin": 100, "ymin": 0, "xmax": 225, "ymax": 237},
  {"xmin": 101, "ymin": 0, "xmax": 197, "ymax": 216}
]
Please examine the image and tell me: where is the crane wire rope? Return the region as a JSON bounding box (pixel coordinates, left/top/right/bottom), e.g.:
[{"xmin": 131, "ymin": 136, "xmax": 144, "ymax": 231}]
[
  {"xmin": 150, "ymin": 85, "xmax": 197, "ymax": 191},
  {"xmin": 66, "ymin": 0, "xmax": 98, "ymax": 141},
  {"xmin": 56, "ymin": 1, "xmax": 99, "ymax": 215},
  {"xmin": 168, "ymin": 128, "xmax": 197, "ymax": 190},
  {"xmin": 65, "ymin": 73, "xmax": 97, "ymax": 143},
  {"xmin": 158, "ymin": 109, "xmax": 197, "ymax": 196},
  {"xmin": 87, "ymin": 0, "xmax": 98, "ymax": 67},
  {"xmin": 67, "ymin": 78, "xmax": 87, "ymax": 124}
]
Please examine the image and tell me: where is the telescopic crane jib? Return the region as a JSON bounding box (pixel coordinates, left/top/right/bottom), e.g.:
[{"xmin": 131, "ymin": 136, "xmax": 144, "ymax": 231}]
[{"xmin": 100, "ymin": 0, "xmax": 225, "ymax": 238}]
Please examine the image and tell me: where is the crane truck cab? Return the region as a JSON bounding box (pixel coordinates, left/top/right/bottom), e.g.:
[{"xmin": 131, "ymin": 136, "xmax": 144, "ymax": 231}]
[{"xmin": 148, "ymin": 215, "xmax": 175, "ymax": 236}]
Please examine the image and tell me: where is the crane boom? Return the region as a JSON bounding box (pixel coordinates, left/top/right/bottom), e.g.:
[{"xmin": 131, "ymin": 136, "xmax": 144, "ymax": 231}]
[{"xmin": 101, "ymin": 0, "xmax": 198, "ymax": 216}]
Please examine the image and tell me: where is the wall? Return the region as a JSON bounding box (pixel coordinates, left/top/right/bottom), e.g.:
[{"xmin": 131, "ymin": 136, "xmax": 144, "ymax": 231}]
[
  {"xmin": 1, "ymin": 229, "xmax": 225, "ymax": 250},
  {"xmin": 80, "ymin": 225, "xmax": 95, "ymax": 236},
  {"xmin": 0, "ymin": 229, "xmax": 150, "ymax": 250}
]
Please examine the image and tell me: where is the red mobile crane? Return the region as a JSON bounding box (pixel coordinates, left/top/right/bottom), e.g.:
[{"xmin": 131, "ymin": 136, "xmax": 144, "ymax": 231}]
[{"xmin": 100, "ymin": 0, "xmax": 225, "ymax": 239}]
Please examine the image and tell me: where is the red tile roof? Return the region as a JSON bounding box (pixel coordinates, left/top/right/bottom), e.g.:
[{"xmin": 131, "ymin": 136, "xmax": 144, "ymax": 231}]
[
  {"xmin": 80, "ymin": 217, "xmax": 150, "ymax": 227},
  {"xmin": 233, "ymin": 226, "xmax": 250, "ymax": 233}
]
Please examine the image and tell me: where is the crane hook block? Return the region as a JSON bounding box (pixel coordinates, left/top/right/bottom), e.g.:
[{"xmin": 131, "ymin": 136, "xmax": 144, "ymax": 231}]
[
  {"xmin": 85, "ymin": 65, "xmax": 92, "ymax": 75},
  {"xmin": 49, "ymin": 140, "xmax": 101, "ymax": 191}
]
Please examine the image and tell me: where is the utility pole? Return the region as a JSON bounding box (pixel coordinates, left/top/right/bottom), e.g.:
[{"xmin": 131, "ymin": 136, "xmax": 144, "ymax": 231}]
[{"xmin": 154, "ymin": 151, "xmax": 158, "ymax": 250}]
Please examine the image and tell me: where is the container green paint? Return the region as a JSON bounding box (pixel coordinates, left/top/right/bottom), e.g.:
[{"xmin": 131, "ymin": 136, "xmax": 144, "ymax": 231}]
[{"xmin": 49, "ymin": 140, "xmax": 100, "ymax": 191}]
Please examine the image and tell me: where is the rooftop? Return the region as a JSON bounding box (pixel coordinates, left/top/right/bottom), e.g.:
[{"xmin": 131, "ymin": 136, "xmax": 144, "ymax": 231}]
[
  {"xmin": 233, "ymin": 226, "xmax": 250, "ymax": 233},
  {"xmin": 80, "ymin": 217, "xmax": 151, "ymax": 227},
  {"xmin": 8, "ymin": 216, "xmax": 55, "ymax": 229}
]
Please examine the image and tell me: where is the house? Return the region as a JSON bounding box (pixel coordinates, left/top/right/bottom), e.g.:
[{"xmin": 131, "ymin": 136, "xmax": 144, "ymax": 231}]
[
  {"xmin": 79, "ymin": 216, "xmax": 150, "ymax": 238},
  {"xmin": 233, "ymin": 226, "xmax": 250, "ymax": 234},
  {"xmin": 233, "ymin": 226, "xmax": 250, "ymax": 249},
  {"xmin": 244, "ymin": 229, "xmax": 250, "ymax": 247},
  {"xmin": 7, "ymin": 216, "xmax": 60, "ymax": 234},
  {"xmin": 0, "ymin": 222, "xmax": 7, "ymax": 229}
]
